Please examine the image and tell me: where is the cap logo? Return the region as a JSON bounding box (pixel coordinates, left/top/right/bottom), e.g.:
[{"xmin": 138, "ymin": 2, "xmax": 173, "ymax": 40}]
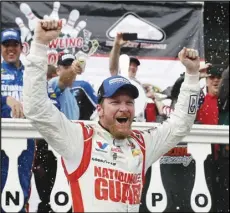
[
  {"xmin": 3, "ymin": 31, "xmax": 17, "ymax": 37},
  {"xmin": 61, "ymin": 54, "xmax": 75, "ymax": 61},
  {"xmin": 109, "ymin": 77, "xmax": 130, "ymax": 85}
]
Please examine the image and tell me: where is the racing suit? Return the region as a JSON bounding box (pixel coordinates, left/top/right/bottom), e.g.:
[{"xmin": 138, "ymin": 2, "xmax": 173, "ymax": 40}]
[{"xmin": 23, "ymin": 42, "xmax": 200, "ymax": 212}]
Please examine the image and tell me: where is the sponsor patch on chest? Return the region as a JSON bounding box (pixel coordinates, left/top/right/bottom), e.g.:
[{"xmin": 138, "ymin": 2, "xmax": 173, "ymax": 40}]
[{"xmin": 94, "ymin": 166, "xmax": 142, "ymax": 204}]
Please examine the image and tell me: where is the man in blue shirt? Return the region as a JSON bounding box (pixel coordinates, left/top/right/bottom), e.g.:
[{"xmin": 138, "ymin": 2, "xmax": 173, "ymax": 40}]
[
  {"xmin": 1, "ymin": 28, "xmax": 34, "ymax": 213},
  {"xmin": 48, "ymin": 53, "xmax": 80, "ymax": 120}
]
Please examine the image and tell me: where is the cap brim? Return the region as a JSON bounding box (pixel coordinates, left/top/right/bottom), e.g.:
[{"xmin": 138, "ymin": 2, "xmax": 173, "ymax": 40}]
[
  {"xmin": 2, "ymin": 38, "xmax": 21, "ymax": 44},
  {"xmin": 106, "ymin": 83, "xmax": 139, "ymax": 99}
]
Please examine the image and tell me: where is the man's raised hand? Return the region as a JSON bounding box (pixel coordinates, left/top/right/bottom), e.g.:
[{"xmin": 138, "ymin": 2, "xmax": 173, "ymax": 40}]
[
  {"xmin": 34, "ymin": 19, "xmax": 62, "ymax": 45},
  {"xmin": 178, "ymin": 47, "xmax": 200, "ymax": 75},
  {"xmin": 114, "ymin": 32, "xmax": 129, "ymax": 47}
]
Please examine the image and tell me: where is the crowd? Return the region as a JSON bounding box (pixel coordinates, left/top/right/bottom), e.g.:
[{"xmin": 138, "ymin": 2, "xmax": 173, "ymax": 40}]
[{"xmin": 1, "ymin": 20, "xmax": 229, "ymax": 213}]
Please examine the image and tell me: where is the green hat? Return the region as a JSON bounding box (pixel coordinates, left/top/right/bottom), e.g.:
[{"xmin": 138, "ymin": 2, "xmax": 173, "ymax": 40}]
[{"xmin": 207, "ymin": 66, "xmax": 224, "ymax": 77}]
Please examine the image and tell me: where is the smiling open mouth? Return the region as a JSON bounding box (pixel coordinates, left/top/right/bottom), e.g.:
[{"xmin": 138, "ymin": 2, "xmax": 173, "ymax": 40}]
[{"xmin": 116, "ymin": 117, "xmax": 129, "ymax": 124}]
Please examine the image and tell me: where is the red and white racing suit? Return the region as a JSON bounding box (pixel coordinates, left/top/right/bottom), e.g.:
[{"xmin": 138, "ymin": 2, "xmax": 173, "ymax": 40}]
[{"xmin": 23, "ymin": 42, "xmax": 200, "ymax": 212}]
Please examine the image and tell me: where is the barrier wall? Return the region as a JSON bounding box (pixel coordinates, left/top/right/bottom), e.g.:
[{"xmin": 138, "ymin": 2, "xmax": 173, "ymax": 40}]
[{"xmin": 1, "ymin": 118, "xmax": 229, "ymax": 212}]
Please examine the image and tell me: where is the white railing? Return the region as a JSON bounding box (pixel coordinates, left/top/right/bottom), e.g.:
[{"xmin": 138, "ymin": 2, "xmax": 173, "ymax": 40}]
[{"xmin": 1, "ymin": 118, "xmax": 229, "ymax": 212}]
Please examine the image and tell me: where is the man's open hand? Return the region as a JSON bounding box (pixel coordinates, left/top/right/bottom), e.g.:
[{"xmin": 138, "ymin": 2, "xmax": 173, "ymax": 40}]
[
  {"xmin": 34, "ymin": 19, "xmax": 62, "ymax": 45},
  {"xmin": 178, "ymin": 47, "xmax": 200, "ymax": 75}
]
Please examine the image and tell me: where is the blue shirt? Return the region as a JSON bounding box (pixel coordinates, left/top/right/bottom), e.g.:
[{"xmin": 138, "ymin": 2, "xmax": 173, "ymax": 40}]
[
  {"xmin": 1, "ymin": 60, "xmax": 60, "ymax": 118},
  {"xmin": 48, "ymin": 76, "xmax": 79, "ymax": 120},
  {"xmin": 1, "ymin": 61, "xmax": 24, "ymax": 118},
  {"xmin": 71, "ymin": 80, "xmax": 98, "ymax": 106}
]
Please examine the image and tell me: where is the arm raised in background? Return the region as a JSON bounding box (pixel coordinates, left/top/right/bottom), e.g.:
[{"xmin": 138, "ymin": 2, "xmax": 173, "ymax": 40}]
[
  {"xmin": 58, "ymin": 60, "xmax": 83, "ymax": 90},
  {"xmin": 143, "ymin": 48, "xmax": 201, "ymax": 170},
  {"xmin": 109, "ymin": 32, "xmax": 128, "ymax": 76},
  {"xmin": 23, "ymin": 20, "xmax": 84, "ymax": 172}
]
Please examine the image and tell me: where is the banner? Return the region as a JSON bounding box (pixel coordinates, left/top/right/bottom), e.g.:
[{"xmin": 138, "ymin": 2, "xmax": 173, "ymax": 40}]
[
  {"xmin": 1, "ymin": 1, "xmax": 205, "ymax": 91},
  {"xmin": 2, "ymin": 2, "xmax": 218, "ymax": 213}
]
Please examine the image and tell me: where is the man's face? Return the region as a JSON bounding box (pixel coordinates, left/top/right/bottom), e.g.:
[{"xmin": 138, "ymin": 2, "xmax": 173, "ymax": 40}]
[
  {"xmin": 128, "ymin": 62, "xmax": 138, "ymax": 78},
  {"xmin": 206, "ymin": 75, "xmax": 222, "ymax": 96},
  {"xmin": 97, "ymin": 90, "xmax": 135, "ymax": 139},
  {"xmin": 57, "ymin": 65, "xmax": 71, "ymax": 75},
  {"xmin": 1, "ymin": 40, "xmax": 22, "ymax": 64}
]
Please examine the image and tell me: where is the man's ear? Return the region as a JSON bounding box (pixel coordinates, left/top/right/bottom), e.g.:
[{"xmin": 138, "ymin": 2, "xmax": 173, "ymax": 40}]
[{"xmin": 97, "ymin": 104, "xmax": 104, "ymax": 117}]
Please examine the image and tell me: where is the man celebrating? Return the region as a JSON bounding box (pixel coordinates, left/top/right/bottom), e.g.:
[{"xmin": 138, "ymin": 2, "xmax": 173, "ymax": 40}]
[{"xmin": 23, "ymin": 20, "xmax": 200, "ymax": 212}]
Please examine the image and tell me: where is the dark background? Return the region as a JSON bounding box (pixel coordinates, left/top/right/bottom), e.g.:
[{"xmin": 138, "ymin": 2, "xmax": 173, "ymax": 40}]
[{"xmin": 203, "ymin": 2, "xmax": 229, "ymax": 68}]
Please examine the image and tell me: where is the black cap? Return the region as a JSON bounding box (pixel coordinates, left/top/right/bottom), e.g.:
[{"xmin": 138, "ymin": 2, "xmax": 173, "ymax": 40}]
[
  {"xmin": 207, "ymin": 66, "xmax": 224, "ymax": 78},
  {"xmin": 57, "ymin": 53, "xmax": 75, "ymax": 66},
  {"xmin": 130, "ymin": 57, "xmax": 140, "ymax": 66}
]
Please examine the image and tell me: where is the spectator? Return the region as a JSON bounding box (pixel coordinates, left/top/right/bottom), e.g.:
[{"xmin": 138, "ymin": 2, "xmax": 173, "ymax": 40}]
[
  {"xmin": 71, "ymin": 58, "xmax": 98, "ymax": 120},
  {"xmin": 218, "ymin": 66, "xmax": 229, "ymax": 125},
  {"xmin": 48, "ymin": 53, "xmax": 81, "ymax": 120},
  {"xmin": 109, "ymin": 32, "xmax": 141, "ymax": 84},
  {"xmin": 144, "ymin": 63, "xmax": 212, "ymax": 120},
  {"xmin": 196, "ymin": 66, "xmax": 223, "ymax": 125},
  {"xmin": 212, "ymin": 65, "xmax": 229, "ymax": 213},
  {"xmin": 1, "ymin": 28, "xmax": 35, "ymax": 212}
]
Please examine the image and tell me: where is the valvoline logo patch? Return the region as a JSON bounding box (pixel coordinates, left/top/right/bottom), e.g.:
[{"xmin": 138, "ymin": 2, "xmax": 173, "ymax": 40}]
[{"xmin": 96, "ymin": 142, "xmax": 109, "ymax": 152}]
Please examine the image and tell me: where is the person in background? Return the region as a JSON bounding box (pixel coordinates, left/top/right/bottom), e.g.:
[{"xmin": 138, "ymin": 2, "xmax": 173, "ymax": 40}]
[
  {"xmin": 218, "ymin": 66, "xmax": 229, "ymax": 126},
  {"xmin": 109, "ymin": 32, "xmax": 141, "ymax": 84},
  {"xmin": 196, "ymin": 66, "xmax": 223, "ymax": 125},
  {"xmin": 195, "ymin": 65, "xmax": 229, "ymax": 213},
  {"xmin": 211, "ymin": 65, "xmax": 229, "ymax": 213},
  {"xmin": 48, "ymin": 53, "xmax": 81, "ymax": 120},
  {"xmin": 144, "ymin": 63, "xmax": 212, "ymax": 120},
  {"xmin": 1, "ymin": 28, "xmax": 35, "ymax": 212}
]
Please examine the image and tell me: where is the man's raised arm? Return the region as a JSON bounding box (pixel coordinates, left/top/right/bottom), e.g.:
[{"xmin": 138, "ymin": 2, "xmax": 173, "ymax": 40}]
[
  {"xmin": 143, "ymin": 48, "xmax": 201, "ymax": 170},
  {"xmin": 109, "ymin": 32, "xmax": 128, "ymax": 76},
  {"xmin": 23, "ymin": 20, "xmax": 84, "ymax": 165}
]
